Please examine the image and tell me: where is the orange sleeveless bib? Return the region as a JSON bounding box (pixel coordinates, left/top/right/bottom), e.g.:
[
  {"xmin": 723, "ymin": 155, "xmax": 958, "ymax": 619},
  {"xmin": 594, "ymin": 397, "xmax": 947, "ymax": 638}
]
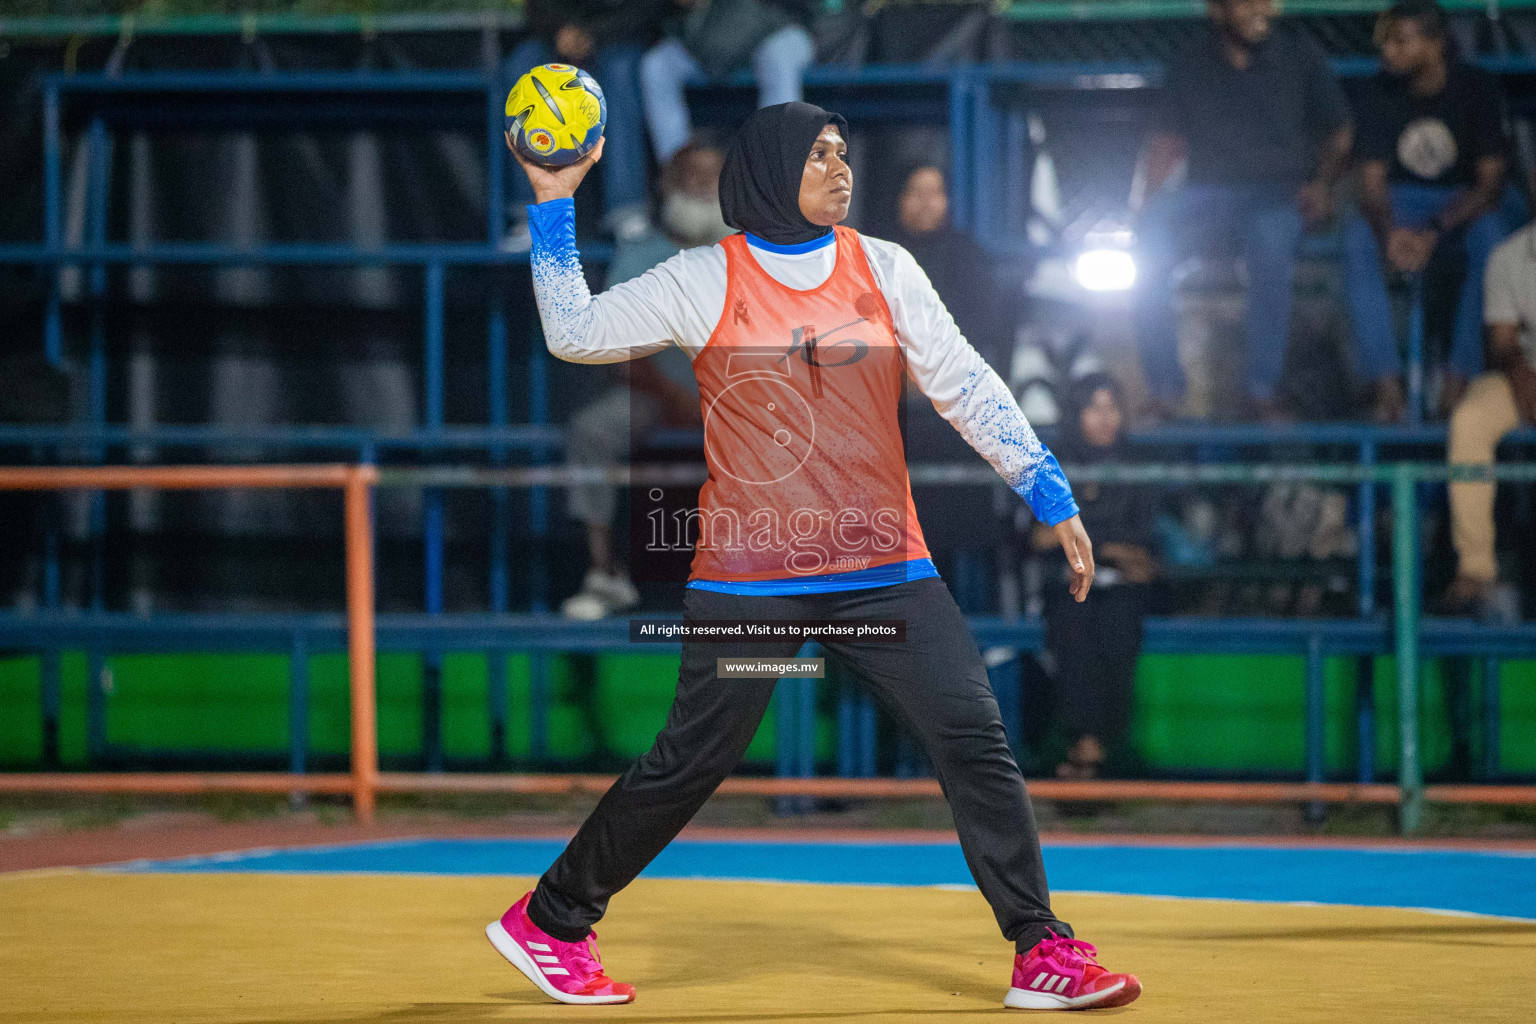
[{"xmin": 685, "ymin": 226, "xmax": 930, "ymax": 583}]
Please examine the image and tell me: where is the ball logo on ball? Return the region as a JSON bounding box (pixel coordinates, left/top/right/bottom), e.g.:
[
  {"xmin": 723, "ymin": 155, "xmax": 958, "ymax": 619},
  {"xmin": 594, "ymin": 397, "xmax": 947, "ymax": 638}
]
[{"xmin": 505, "ymin": 63, "xmax": 607, "ymax": 169}]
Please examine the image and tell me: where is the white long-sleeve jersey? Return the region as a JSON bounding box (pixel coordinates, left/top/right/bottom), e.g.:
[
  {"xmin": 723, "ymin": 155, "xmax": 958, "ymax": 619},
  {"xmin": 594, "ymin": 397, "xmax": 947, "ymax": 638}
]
[{"xmin": 528, "ymin": 198, "xmax": 1078, "ymax": 526}]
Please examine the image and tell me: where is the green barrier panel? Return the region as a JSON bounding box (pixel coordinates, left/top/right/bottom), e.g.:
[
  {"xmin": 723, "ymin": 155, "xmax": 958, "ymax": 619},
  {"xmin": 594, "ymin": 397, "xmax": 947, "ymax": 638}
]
[
  {"xmin": 1500, "ymin": 662, "xmax": 1536, "ymax": 773},
  {"xmin": 7, "ymin": 459, "xmax": 1536, "ymax": 831},
  {"xmin": 104, "ymin": 653, "xmax": 291, "ymax": 754},
  {"xmin": 589, "ymin": 654, "xmax": 778, "ymax": 763},
  {"xmin": 1134, "ymin": 654, "xmax": 1361, "ymax": 773},
  {"xmin": 0, "ymin": 655, "xmax": 42, "ymax": 765},
  {"xmin": 1128, "ymin": 655, "xmax": 1480, "ymax": 776},
  {"xmin": 0, "ymin": 650, "xmax": 781, "ymax": 769},
  {"xmin": 0, "ymin": 652, "xmax": 88, "ymax": 768},
  {"xmin": 7, "ymin": 650, "xmax": 1528, "ymax": 774}
]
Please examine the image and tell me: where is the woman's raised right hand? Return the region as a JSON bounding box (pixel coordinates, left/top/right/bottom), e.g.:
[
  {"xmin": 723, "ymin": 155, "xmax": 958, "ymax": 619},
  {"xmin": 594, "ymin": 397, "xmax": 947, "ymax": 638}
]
[{"xmin": 508, "ymin": 134, "xmax": 605, "ymax": 206}]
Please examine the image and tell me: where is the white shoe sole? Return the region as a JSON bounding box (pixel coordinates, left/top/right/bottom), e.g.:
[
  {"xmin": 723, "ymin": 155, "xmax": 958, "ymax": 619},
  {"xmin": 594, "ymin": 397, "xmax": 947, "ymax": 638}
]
[
  {"xmin": 485, "ymin": 919, "xmax": 634, "ymax": 1005},
  {"xmin": 1004, "ymin": 978, "xmax": 1129, "ymax": 1010}
]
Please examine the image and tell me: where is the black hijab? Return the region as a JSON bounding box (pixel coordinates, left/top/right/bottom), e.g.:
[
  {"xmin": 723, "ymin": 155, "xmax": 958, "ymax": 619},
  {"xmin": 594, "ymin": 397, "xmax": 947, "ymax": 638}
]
[
  {"xmin": 719, "ymin": 101, "xmax": 849, "ymax": 246},
  {"xmin": 1054, "ymin": 371, "xmax": 1152, "ymax": 548},
  {"xmin": 1058, "ymin": 371, "xmax": 1128, "ymax": 460}
]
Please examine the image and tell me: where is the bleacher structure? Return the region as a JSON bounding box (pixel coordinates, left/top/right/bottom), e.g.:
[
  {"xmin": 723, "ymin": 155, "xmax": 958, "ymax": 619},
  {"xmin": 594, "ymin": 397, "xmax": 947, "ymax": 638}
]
[{"xmin": 1, "ymin": 1, "xmax": 1535, "ymax": 830}]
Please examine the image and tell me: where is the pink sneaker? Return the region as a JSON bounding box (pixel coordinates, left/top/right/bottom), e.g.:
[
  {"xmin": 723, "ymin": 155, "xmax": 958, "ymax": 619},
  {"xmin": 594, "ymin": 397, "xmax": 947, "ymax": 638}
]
[
  {"xmin": 1004, "ymin": 932, "xmax": 1141, "ymax": 1010},
  {"xmin": 485, "ymin": 892, "xmax": 636, "ymax": 1005}
]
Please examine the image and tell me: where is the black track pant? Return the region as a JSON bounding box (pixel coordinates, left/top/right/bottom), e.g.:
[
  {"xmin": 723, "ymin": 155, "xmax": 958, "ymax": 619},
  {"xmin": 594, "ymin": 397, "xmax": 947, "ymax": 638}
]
[{"xmin": 527, "ymin": 576, "xmax": 1072, "ymax": 952}]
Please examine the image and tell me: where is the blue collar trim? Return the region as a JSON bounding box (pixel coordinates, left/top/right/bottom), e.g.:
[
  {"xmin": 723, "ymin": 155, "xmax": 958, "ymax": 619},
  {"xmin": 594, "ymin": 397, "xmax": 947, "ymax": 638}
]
[{"xmin": 744, "ymin": 230, "xmax": 835, "ymax": 255}]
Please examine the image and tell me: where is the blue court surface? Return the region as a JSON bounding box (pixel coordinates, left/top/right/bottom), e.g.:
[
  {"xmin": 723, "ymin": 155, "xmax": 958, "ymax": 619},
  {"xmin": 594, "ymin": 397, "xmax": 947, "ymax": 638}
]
[{"xmin": 118, "ymin": 837, "xmax": 1536, "ymax": 921}]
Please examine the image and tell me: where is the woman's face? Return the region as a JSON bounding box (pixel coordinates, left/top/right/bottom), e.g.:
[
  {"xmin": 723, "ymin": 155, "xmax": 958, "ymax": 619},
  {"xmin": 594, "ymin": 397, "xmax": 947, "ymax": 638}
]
[
  {"xmin": 898, "ymin": 167, "xmax": 948, "ymax": 235},
  {"xmin": 1079, "ymin": 388, "xmax": 1124, "ymax": 447},
  {"xmin": 798, "ymin": 126, "xmax": 852, "ymax": 227}
]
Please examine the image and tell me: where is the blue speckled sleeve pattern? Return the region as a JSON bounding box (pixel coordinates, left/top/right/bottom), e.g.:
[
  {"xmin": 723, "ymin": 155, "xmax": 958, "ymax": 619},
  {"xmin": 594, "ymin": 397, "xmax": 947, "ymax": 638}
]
[
  {"xmin": 858, "ymin": 237, "xmax": 1079, "ymax": 527},
  {"xmin": 1030, "ymin": 448, "xmax": 1080, "ymax": 527},
  {"xmin": 952, "ymin": 364, "xmax": 1079, "ymax": 527},
  {"xmin": 526, "ymin": 198, "xmax": 593, "ymax": 359},
  {"xmin": 526, "ymin": 198, "xmax": 681, "ymax": 365}
]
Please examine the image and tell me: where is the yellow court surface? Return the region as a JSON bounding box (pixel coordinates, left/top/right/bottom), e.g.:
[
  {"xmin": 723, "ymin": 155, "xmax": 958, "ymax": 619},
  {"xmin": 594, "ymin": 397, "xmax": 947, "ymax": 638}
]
[{"xmin": 2, "ymin": 870, "xmax": 1533, "ymax": 1024}]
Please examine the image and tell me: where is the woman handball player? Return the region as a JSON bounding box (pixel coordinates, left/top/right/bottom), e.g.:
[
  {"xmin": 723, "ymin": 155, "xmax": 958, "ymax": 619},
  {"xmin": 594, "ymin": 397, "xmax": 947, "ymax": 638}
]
[{"xmin": 487, "ymin": 98, "xmax": 1142, "ymax": 1012}]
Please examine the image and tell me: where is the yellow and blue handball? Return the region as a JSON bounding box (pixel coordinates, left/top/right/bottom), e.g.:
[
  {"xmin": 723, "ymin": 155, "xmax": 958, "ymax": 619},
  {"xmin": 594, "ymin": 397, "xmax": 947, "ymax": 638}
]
[{"xmin": 505, "ymin": 63, "xmax": 606, "ymax": 168}]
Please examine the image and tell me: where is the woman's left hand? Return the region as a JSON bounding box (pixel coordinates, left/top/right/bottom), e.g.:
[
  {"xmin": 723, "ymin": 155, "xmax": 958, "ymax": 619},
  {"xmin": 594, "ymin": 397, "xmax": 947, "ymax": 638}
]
[{"xmin": 1052, "ymin": 514, "xmax": 1095, "ymax": 602}]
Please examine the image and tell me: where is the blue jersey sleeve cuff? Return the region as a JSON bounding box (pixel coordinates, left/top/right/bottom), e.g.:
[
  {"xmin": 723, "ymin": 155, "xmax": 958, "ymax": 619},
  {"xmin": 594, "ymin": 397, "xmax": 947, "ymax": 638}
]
[
  {"xmin": 527, "ymin": 197, "xmax": 577, "ymax": 256},
  {"xmin": 1025, "ymin": 449, "xmax": 1079, "ymax": 527}
]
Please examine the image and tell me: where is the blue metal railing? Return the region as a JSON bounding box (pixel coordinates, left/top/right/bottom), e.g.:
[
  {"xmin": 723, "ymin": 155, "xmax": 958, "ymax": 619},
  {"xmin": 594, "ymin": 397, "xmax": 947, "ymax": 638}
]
[
  {"xmin": 6, "ymin": 63, "xmax": 1536, "ymax": 819},
  {"xmin": 5, "ymin": 462, "xmax": 1535, "ymax": 833}
]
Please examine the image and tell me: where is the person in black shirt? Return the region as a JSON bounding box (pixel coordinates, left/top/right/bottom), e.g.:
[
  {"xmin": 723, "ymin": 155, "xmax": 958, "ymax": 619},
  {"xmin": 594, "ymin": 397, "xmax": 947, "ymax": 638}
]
[
  {"xmin": 1132, "ymin": 0, "xmax": 1353, "ymax": 420},
  {"xmin": 1035, "ymin": 374, "xmax": 1156, "ymax": 780},
  {"xmin": 1342, "ymin": 0, "xmax": 1510, "ymax": 418}
]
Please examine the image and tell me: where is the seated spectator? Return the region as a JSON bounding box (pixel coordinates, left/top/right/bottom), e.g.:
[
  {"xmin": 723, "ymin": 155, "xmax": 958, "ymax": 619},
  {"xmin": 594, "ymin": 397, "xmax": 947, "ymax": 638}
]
[
  {"xmin": 1441, "ymin": 168, "xmax": 1535, "ymax": 621},
  {"xmin": 641, "ymin": 0, "xmax": 817, "ymax": 165},
  {"xmin": 890, "ymin": 164, "xmax": 1013, "ymax": 603},
  {"xmin": 1132, "ymin": 0, "xmax": 1352, "ymax": 421},
  {"xmin": 561, "ymin": 145, "xmax": 729, "ymax": 619},
  {"xmin": 1343, "ymin": 0, "xmax": 1510, "ymax": 420},
  {"xmin": 1034, "ymin": 374, "xmax": 1156, "ymax": 779},
  {"xmin": 501, "ymin": 0, "xmax": 666, "ymax": 250},
  {"xmin": 888, "ymin": 164, "xmax": 1010, "ymax": 370}
]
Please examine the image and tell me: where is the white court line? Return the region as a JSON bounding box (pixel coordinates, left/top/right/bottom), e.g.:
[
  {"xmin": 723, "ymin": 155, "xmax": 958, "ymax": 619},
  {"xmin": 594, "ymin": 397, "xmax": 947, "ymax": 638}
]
[
  {"xmin": 93, "ymin": 835, "xmax": 442, "ymax": 874},
  {"xmin": 52, "ymin": 838, "xmax": 1536, "ymax": 927}
]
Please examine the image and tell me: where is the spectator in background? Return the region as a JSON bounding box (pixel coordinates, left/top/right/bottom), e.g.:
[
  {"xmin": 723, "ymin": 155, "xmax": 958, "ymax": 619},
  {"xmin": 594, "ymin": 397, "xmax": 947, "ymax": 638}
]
[
  {"xmin": 889, "ymin": 164, "xmax": 1010, "ymax": 370},
  {"xmin": 641, "ymin": 0, "xmax": 817, "ymax": 165},
  {"xmin": 890, "ymin": 164, "xmax": 1013, "ymax": 603},
  {"xmin": 502, "ymin": 0, "xmax": 667, "ymax": 250},
  {"xmin": 1343, "ymin": 0, "xmax": 1509, "ymax": 420},
  {"xmin": 561, "ymin": 145, "xmax": 730, "ymax": 619},
  {"xmin": 1441, "ymin": 168, "xmax": 1536, "ymax": 620},
  {"xmin": 1132, "ymin": 0, "xmax": 1353, "ymax": 421},
  {"xmin": 1034, "ymin": 374, "xmax": 1155, "ymax": 779}
]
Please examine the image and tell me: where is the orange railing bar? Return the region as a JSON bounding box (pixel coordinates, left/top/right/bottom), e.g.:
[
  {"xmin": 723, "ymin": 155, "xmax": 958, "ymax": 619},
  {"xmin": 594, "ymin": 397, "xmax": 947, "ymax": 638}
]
[
  {"xmin": 0, "ymin": 773, "xmax": 355, "ymax": 795},
  {"xmin": 0, "ymin": 773, "xmax": 1404, "ymax": 804},
  {"xmin": 0, "ymin": 464, "xmax": 380, "ymax": 823},
  {"xmin": 374, "ymin": 774, "xmax": 1409, "ymax": 805},
  {"xmin": 343, "ymin": 467, "xmax": 378, "ymax": 822},
  {"xmin": 9, "ymin": 772, "xmax": 1536, "ymax": 809},
  {"xmin": 1423, "ymin": 785, "xmax": 1536, "ymax": 804},
  {"xmin": 378, "ymin": 776, "xmax": 1530, "ymax": 806},
  {"xmin": 0, "ymin": 773, "xmax": 1403, "ymax": 804},
  {"xmin": 0, "ymin": 464, "xmax": 359, "ymax": 491}
]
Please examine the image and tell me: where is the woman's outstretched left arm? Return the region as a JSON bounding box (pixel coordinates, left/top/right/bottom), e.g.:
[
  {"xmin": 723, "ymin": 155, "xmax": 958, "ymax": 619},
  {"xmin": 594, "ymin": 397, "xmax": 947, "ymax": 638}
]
[{"xmin": 866, "ymin": 237, "xmax": 1094, "ymax": 599}]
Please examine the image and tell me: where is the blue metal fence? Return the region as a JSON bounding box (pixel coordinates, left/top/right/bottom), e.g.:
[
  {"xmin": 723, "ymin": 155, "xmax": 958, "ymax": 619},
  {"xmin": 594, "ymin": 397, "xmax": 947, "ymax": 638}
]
[{"xmin": 4, "ymin": 62, "xmax": 1536, "ymax": 820}]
